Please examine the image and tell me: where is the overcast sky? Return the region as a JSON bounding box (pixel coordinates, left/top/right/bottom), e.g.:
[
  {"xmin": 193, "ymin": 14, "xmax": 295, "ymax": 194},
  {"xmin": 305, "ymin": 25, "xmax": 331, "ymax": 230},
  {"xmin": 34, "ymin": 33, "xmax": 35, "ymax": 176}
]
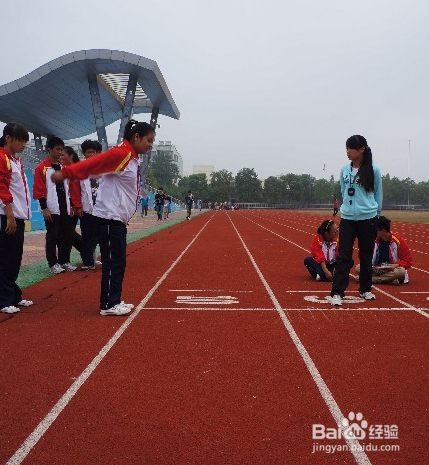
[{"xmin": 1, "ymin": 0, "xmax": 429, "ymax": 181}]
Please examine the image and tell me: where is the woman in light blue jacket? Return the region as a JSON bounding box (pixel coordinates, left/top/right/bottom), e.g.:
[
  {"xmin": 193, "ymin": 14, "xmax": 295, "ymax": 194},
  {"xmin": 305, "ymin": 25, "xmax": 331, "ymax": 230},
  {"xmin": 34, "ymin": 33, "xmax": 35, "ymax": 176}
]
[{"xmin": 330, "ymin": 135, "xmax": 382, "ymax": 306}]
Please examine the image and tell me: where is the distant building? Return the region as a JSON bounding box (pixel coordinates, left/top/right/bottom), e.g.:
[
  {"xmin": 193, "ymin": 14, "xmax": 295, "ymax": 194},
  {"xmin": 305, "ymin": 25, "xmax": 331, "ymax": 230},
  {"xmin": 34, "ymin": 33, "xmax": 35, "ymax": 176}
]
[
  {"xmin": 192, "ymin": 164, "xmax": 215, "ymax": 180},
  {"xmin": 150, "ymin": 141, "xmax": 183, "ymax": 177}
]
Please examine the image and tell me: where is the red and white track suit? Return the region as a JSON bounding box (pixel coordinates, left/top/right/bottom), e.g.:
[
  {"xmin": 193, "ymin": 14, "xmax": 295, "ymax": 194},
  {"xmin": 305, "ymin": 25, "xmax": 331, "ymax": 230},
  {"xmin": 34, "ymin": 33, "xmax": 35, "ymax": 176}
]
[
  {"xmin": 60, "ymin": 140, "xmax": 140, "ymax": 224},
  {"xmin": 310, "ymin": 234, "xmax": 338, "ymax": 265},
  {"xmin": 0, "ymin": 148, "xmax": 31, "ymax": 220},
  {"xmin": 372, "ymin": 232, "xmax": 412, "ymax": 282},
  {"xmin": 33, "ymin": 158, "xmax": 72, "ymax": 214}
]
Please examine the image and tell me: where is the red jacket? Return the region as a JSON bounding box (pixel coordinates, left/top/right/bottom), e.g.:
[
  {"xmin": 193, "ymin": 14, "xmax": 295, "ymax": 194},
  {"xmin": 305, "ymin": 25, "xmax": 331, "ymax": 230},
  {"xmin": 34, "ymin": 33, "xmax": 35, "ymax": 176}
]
[
  {"xmin": 372, "ymin": 232, "xmax": 412, "ymax": 269},
  {"xmin": 310, "ymin": 234, "xmax": 338, "ymax": 265},
  {"xmin": 61, "ymin": 140, "xmax": 139, "ymax": 224}
]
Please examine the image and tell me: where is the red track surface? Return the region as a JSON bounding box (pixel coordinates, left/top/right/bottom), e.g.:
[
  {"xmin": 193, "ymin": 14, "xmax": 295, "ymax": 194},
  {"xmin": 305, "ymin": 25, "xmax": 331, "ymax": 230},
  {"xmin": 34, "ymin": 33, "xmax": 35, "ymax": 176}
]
[{"xmin": 1, "ymin": 210, "xmax": 428, "ymax": 464}]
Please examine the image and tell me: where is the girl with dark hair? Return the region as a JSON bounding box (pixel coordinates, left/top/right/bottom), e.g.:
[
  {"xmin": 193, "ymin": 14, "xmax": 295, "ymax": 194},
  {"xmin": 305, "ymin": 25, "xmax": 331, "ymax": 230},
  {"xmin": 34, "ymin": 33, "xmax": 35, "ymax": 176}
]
[
  {"xmin": 0, "ymin": 123, "xmax": 33, "ymax": 314},
  {"xmin": 51, "ymin": 120, "xmax": 155, "ymax": 316},
  {"xmin": 330, "ymin": 135, "xmax": 383, "ymax": 306},
  {"xmin": 304, "ymin": 219, "xmax": 339, "ymax": 282}
]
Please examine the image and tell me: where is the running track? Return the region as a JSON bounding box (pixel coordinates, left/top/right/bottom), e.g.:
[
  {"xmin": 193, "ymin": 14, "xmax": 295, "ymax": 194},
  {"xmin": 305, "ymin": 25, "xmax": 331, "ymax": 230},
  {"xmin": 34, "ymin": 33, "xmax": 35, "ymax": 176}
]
[{"xmin": 1, "ymin": 210, "xmax": 428, "ymax": 464}]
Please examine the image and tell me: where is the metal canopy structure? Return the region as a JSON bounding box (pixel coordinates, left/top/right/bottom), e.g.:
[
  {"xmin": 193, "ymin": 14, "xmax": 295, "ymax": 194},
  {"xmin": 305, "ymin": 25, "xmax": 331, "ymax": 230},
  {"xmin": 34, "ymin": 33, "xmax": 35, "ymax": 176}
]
[{"xmin": 0, "ymin": 49, "xmax": 180, "ymax": 144}]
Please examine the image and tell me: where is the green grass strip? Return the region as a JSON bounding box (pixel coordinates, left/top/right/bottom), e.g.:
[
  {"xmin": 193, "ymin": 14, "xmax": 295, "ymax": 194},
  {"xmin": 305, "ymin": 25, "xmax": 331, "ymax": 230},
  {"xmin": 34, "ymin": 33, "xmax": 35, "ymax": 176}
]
[{"xmin": 17, "ymin": 216, "xmax": 188, "ymax": 289}]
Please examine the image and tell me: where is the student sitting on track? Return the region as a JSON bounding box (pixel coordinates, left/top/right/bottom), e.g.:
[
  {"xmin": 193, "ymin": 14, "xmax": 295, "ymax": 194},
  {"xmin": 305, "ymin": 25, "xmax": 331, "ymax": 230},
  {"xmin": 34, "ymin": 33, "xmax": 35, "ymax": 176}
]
[
  {"xmin": 304, "ymin": 219, "xmax": 339, "ymax": 282},
  {"xmin": 355, "ymin": 215, "xmax": 412, "ymax": 285}
]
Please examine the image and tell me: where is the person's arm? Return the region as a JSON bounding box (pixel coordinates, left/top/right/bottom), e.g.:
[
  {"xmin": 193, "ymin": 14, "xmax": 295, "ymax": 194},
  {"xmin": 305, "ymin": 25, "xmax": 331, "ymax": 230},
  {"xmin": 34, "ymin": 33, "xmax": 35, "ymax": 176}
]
[
  {"xmin": 33, "ymin": 164, "xmax": 53, "ymax": 222},
  {"xmin": 0, "ymin": 157, "xmax": 16, "ymax": 234},
  {"xmin": 310, "ymin": 235, "xmax": 326, "ymax": 263},
  {"xmin": 51, "ymin": 146, "xmax": 134, "ymax": 183},
  {"xmin": 394, "ymin": 235, "xmax": 412, "ymax": 269},
  {"xmin": 373, "ymin": 165, "xmax": 383, "ymax": 216}
]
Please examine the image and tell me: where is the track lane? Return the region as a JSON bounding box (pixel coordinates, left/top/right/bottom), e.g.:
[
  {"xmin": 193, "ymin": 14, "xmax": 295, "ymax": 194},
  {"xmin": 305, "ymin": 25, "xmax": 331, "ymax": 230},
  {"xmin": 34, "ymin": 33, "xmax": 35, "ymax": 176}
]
[
  {"xmin": 230, "ymin": 210, "xmax": 429, "ymax": 464},
  {"xmin": 9, "ymin": 211, "xmax": 357, "ymax": 465}
]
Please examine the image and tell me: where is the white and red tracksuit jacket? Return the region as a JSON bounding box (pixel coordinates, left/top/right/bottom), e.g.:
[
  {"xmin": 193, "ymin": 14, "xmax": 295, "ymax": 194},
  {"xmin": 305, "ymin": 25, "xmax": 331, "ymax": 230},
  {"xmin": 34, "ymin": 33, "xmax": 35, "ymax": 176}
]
[
  {"xmin": 0, "ymin": 148, "xmax": 31, "ymax": 220},
  {"xmin": 310, "ymin": 234, "xmax": 338, "ymax": 265},
  {"xmin": 60, "ymin": 140, "xmax": 140, "ymax": 224},
  {"xmin": 372, "ymin": 232, "xmax": 412, "ymax": 282},
  {"xmin": 33, "ymin": 158, "xmax": 73, "ymax": 215}
]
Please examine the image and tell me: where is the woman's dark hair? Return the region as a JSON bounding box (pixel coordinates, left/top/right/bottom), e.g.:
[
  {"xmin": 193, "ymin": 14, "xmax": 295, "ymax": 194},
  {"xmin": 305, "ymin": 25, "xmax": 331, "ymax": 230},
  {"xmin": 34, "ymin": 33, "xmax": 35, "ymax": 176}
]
[
  {"xmin": 64, "ymin": 146, "xmax": 80, "ymax": 163},
  {"xmin": 123, "ymin": 119, "xmax": 154, "ymax": 141},
  {"xmin": 346, "ymin": 135, "xmax": 374, "ymax": 192},
  {"xmin": 317, "ymin": 219, "xmax": 335, "ymax": 236},
  {"xmin": 0, "ymin": 122, "xmax": 29, "ymax": 147},
  {"xmin": 80, "ymin": 139, "xmax": 98, "ymax": 153}
]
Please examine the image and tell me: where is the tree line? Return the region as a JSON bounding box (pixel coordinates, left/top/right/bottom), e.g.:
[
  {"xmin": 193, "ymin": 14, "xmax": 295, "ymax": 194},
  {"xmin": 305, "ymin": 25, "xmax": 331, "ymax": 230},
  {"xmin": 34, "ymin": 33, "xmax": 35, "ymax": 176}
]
[{"xmin": 149, "ymin": 153, "xmax": 429, "ymax": 207}]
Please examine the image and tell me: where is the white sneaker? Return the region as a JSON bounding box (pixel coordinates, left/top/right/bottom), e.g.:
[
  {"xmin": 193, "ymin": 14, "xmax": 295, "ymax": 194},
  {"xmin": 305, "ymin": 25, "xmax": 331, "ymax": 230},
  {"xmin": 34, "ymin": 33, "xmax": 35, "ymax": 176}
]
[
  {"xmin": 330, "ymin": 295, "xmax": 342, "ymax": 306},
  {"xmin": 100, "ymin": 303, "xmax": 133, "ymax": 316},
  {"xmin": 50, "ymin": 263, "xmax": 66, "ymax": 274},
  {"xmin": 17, "ymin": 300, "xmax": 33, "ymax": 307},
  {"xmin": 61, "ymin": 262, "xmax": 77, "ymax": 271},
  {"xmin": 315, "ymin": 274, "xmax": 321, "ymax": 281},
  {"xmin": 94, "ymin": 260, "xmax": 102, "ymax": 266},
  {"xmin": 120, "ymin": 301, "xmax": 135, "ymax": 310},
  {"xmin": 359, "ymin": 291, "xmax": 376, "ymax": 300},
  {"xmin": 1, "ymin": 305, "xmax": 20, "ymax": 314}
]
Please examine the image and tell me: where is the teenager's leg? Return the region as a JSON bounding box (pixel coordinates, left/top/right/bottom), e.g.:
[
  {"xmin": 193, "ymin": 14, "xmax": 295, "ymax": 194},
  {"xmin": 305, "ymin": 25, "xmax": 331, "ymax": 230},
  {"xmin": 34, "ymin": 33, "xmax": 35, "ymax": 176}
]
[
  {"xmin": 356, "ymin": 217, "xmax": 377, "ymax": 293},
  {"xmin": 80, "ymin": 213, "xmax": 97, "ymax": 266},
  {"xmin": 45, "ymin": 215, "xmax": 60, "ymax": 267},
  {"xmin": 97, "ymin": 219, "xmax": 127, "ymax": 309},
  {"xmin": 304, "ymin": 256, "xmax": 325, "ymax": 279},
  {"xmin": 0, "ymin": 216, "xmax": 24, "ymax": 308},
  {"xmin": 331, "ymin": 219, "xmax": 356, "ymax": 297},
  {"xmin": 58, "ymin": 214, "xmax": 76, "ymax": 265}
]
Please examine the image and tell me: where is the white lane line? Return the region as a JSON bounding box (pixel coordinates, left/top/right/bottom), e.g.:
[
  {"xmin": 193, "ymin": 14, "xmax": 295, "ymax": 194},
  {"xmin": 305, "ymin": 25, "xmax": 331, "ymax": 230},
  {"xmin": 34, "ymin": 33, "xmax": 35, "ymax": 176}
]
[
  {"xmin": 143, "ymin": 307, "xmax": 276, "ymax": 311},
  {"xmin": 169, "ymin": 289, "xmax": 253, "ymax": 293},
  {"xmin": 141, "ymin": 306, "xmax": 415, "ymax": 311},
  {"xmin": 243, "ymin": 214, "xmax": 429, "ymax": 320},
  {"xmin": 228, "ymin": 214, "xmax": 372, "ymax": 465},
  {"xmin": 6, "ymin": 216, "xmax": 214, "ymax": 465}
]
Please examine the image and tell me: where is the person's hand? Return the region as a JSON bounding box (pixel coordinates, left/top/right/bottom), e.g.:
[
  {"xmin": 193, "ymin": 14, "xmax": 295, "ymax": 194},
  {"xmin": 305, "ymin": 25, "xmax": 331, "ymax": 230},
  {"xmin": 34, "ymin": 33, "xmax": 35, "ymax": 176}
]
[
  {"xmin": 74, "ymin": 207, "xmax": 83, "ymax": 218},
  {"xmin": 42, "ymin": 208, "xmax": 53, "ymax": 222},
  {"xmin": 5, "ymin": 216, "xmax": 17, "ymax": 235},
  {"xmin": 51, "ymin": 171, "xmax": 64, "ymax": 183},
  {"xmin": 325, "ymin": 271, "xmax": 333, "ymax": 282}
]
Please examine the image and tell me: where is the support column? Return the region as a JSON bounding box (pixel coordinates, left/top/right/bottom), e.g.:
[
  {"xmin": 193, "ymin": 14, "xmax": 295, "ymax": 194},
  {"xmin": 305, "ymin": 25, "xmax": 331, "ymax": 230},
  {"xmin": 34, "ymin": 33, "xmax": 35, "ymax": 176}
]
[
  {"xmin": 116, "ymin": 74, "xmax": 138, "ymax": 145},
  {"xmin": 88, "ymin": 74, "xmax": 108, "ymax": 152},
  {"xmin": 33, "ymin": 134, "xmax": 45, "ymax": 161},
  {"xmin": 140, "ymin": 106, "xmax": 159, "ymax": 189}
]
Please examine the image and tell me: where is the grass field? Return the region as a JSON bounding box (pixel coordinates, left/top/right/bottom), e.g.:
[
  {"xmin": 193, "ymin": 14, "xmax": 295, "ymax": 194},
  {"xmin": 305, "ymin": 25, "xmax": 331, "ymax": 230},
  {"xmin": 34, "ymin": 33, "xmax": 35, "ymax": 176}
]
[{"xmin": 303, "ymin": 209, "xmax": 429, "ymax": 223}]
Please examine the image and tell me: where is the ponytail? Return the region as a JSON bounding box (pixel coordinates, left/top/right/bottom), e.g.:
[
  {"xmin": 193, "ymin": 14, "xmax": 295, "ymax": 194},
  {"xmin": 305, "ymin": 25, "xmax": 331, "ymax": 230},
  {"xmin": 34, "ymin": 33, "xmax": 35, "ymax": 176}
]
[{"xmin": 123, "ymin": 119, "xmax": 154, "ymax": 141}]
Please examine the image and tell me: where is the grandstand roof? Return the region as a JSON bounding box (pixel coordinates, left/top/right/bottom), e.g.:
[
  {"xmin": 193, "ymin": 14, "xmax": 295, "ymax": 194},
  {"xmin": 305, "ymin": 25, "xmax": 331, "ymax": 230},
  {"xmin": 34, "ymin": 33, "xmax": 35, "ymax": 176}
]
[{"xmin": 0, "ymin": 49, "xmax": 180, "ymax": 139}]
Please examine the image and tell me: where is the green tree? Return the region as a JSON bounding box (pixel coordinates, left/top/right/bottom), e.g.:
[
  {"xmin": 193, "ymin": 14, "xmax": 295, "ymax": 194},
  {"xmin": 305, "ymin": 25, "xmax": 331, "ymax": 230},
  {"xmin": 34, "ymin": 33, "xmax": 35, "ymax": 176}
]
[
  {"xmin": 235, "ymin": 168, "xmax": 262, "ymax": 202},
  {"xmin": 210, "ymin": 169, "xmax": 235, "ymax": 201},
  {"xmin": 313, "ymin": 179, "xmax": 335, "ymax": 203},
  {"xmin": 178, "ymin": 173, "xmax": 210, "ymax": 201},
  {"xmin": 263, "ymin": 176, "xmax": 284, "ymax": 203},
  {"xmin": 149, "ymin": 153, "xmax": 179, "ymax": 186}
]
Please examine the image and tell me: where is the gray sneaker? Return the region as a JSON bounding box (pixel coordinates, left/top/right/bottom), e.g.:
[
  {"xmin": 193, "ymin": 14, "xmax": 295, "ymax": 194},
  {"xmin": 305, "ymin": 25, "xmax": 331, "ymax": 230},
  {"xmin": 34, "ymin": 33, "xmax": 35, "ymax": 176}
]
[
  {"xmin": 330, "ymin": 295, "xmax": 342, "ymax": 306},
  {"xmin": 359, "ymin": 291, "xmax": 376, "ymax": 300},
  {"xmin": 49, "ymin": 263, "xmax": 65, "ymax": 274}
]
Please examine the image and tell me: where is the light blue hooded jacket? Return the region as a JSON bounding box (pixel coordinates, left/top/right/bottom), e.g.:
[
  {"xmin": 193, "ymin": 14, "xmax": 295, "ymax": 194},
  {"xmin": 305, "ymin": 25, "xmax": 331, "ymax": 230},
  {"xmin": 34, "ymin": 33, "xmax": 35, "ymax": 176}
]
[{"xmin": 339, "ymin": 163, "xmax": 382, "ymax": 220}]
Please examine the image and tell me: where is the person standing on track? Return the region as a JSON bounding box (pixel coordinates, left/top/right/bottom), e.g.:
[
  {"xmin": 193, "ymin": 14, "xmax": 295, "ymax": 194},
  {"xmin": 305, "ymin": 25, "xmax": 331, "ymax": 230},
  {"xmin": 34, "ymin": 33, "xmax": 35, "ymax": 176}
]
[
  {"xmin": 330, "ymin": 135, "xmax": 382, "ymax": 307},
  {"xmin": 333, "ymin": 198, "xmax": 339, "ymax": 216},
  {"xmin": 304, "ymin": 219, "xmax": 339, "ymax": 282},
  {"xmin": 0, "ymin": 123, "xmax": 34, "ymax": 314},
  {"xmin": 50, "ymin": 120, "xmax": 155, "ymax": 316},
  {"xmin": 185, "ymin": 190, "xmax": 194, "ymax": 220},
  {"xmin": 33, "ymin": 136, "xmax": 77, "ymax": 274}
]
